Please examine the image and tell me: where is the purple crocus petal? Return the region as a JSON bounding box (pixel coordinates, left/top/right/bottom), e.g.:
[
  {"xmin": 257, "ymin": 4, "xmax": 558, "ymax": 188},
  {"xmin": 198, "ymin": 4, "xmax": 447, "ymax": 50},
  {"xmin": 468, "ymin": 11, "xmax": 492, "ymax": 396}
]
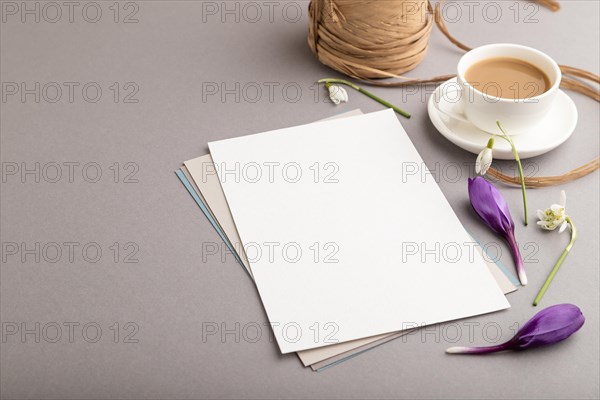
[
  {"xmin": 446, "ymin": 304, "xmax": 585, "ymax": 354},
  {"xmin": 468, "ymin": 177, "xmax": 526, "ymax": 284},
  {"xmin": 468, "ymin": 177, "xmax": 514, "ymax": 235},
  {"xmin": 510, "ymin": 304, "xmax": 585, "ymax": 349}
]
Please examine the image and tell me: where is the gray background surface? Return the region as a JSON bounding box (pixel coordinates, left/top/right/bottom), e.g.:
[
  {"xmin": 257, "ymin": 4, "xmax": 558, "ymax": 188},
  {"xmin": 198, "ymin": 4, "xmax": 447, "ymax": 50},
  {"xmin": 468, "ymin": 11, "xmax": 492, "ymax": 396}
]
[{"xmin": 1, "ymin": 1, "xmax": 599, "ymax": 399}]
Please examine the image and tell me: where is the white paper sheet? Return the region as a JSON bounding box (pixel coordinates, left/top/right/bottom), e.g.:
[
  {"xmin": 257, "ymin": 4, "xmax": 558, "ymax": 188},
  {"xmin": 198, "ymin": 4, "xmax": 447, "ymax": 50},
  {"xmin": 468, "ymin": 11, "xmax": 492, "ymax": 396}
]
[{"xmin": 208, "ymin": 109, "xmax": 510, "ymax": 353}]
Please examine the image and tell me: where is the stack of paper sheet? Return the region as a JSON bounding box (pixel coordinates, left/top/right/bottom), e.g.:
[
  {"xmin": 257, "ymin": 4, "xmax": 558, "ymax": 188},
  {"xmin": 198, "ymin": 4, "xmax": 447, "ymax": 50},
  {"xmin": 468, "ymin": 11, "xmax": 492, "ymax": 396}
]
[{"xmin": 176, "ymin": 109, "xmax": 519, "ymax": 371}]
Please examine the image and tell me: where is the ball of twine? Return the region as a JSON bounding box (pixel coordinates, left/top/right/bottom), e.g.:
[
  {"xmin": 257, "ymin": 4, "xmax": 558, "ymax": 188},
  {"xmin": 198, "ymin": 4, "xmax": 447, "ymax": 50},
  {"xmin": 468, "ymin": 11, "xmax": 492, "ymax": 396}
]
[{"xmin": 308, "ymin": 0, "xmax": 434, "ymax": 79}]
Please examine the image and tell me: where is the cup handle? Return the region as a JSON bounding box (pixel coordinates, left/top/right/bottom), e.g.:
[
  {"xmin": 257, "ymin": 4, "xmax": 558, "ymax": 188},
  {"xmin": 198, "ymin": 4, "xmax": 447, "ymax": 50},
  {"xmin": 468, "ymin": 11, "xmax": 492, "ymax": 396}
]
[{"xmin": 432, "ymin": 85, "xmax": 470, "ymax": 124}]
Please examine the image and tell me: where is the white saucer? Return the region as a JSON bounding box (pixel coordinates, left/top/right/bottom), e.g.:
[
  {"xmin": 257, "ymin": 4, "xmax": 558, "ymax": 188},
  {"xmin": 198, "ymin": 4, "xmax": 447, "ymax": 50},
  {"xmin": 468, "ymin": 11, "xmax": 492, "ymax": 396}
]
[{"xmin": 427, "ymin": 77, "xmax": 578, "ymax": 159}]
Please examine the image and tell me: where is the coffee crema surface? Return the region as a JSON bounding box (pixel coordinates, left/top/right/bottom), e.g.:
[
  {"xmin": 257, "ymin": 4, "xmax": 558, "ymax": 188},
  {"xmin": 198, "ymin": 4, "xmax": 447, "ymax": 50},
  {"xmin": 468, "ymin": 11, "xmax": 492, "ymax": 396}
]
[{"xmin": 465, "ymin": 57, "xmax": 551, "ymax": 99}]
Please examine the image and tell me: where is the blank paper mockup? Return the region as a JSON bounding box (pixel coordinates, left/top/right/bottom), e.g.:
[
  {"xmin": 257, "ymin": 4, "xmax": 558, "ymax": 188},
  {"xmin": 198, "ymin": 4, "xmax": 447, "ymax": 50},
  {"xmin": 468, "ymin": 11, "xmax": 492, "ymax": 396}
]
[{"xmin": 208, "ymin": 109, "xmax": 510, "ymax": 353}]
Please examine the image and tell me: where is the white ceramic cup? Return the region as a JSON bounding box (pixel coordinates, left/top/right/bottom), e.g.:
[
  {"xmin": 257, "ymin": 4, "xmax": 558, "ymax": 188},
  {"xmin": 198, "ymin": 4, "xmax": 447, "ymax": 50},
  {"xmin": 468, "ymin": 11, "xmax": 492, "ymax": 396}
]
[{"xmin": 435, "ymin": 43, "xmax": 561, "ymax": 135}]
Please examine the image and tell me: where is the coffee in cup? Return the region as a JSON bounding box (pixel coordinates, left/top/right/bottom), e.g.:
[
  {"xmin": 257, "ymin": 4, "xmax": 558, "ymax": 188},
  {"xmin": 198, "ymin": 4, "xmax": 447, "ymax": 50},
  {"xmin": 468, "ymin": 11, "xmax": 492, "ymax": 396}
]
[{"xmin": 464, "ymin": 57, "xmax": 551, "ymax": 100}]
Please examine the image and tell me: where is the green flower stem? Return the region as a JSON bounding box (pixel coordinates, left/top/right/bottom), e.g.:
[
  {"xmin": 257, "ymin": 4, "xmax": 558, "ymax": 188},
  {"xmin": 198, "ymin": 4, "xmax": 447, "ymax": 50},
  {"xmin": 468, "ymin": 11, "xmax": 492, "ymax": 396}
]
[
  {"xmin": 318, "ymin": 78, "xmax": 411, "ymax": 119},
  {"xmin": 533, "ymin": 217, "xmax": 577, "ymax": 306},
  {"xmin": 496, "ymin": 121, "xmax": 528, "ymax": 226}
]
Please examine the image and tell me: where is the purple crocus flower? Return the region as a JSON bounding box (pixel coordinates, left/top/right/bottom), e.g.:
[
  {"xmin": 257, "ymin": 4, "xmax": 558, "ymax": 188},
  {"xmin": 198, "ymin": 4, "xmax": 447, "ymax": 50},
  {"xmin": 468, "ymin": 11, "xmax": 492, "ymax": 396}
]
[
  {"xmin": 468, "ymin": 176, "xmax": 527, "ymax": 285},
  {"xmin": 447, "ymin": 304, "xmax": 585, "ymax": 354}
]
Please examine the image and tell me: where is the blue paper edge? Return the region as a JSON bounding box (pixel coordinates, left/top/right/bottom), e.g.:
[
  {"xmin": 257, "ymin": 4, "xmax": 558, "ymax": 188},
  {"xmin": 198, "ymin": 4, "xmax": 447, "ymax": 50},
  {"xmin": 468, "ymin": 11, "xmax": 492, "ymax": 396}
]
[
  {"xmin": 468, "ymin": 231, "xmax": 521, "ymax": 287},
  {"xmin": 316, "ymin": 334, "xmax": 405, "ymax": 373},
  {"xmin": 175, "ymin": 169, "xmax": 249, "ymax": 276}
]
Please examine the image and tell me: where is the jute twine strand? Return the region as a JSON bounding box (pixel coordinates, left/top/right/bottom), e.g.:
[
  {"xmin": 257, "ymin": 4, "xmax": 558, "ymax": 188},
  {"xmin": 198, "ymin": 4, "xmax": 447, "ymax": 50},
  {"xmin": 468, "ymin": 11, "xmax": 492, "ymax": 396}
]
[{"xmin": 308, "ymin": 0, "xmax": 599, "ymax": 188}]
